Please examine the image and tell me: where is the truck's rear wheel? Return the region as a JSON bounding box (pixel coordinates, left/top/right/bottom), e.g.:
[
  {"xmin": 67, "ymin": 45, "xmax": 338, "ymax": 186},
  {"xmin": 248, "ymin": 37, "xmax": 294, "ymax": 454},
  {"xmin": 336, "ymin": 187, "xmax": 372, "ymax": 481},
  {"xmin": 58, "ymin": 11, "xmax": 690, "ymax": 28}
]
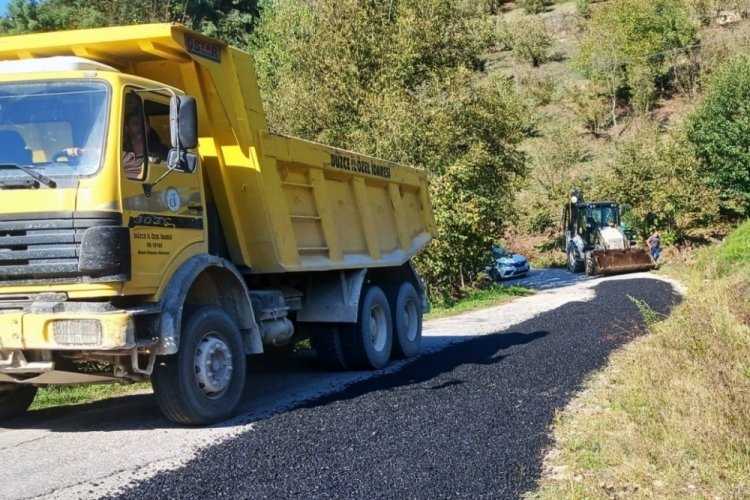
[
  {"xmin": 342, "ymin": 285, "xmax": 393, "ymax": 370},
  {"xmin": 390, "ymin": 282, "xmax": 422, "ymax": 359},
  {"xmin": 0, "ymin": 384, "xmax": 37, "ymax": 420},
  {"xmin": 311, "ymin": 325, "xmax": 349, "ymax": 371},
  {"xmin": 152, "ymin": 306, "xmax": 246, "ymax": 425}
]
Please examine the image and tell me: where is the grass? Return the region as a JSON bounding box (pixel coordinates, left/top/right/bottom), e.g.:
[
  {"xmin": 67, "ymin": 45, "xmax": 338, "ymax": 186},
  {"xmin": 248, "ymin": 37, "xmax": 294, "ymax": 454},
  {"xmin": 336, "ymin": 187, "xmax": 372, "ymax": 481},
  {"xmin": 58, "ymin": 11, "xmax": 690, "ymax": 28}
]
[
  {"xmin": 31, "ymin": 382, "xmax": 151, "ymax": 410},
  {"xmin": 530, "ymin": 221, "xmax": 750, "ymax": 499},
  {"xmin": 426, "ymin": 284, "xmax": 533, "ymax": 320}
]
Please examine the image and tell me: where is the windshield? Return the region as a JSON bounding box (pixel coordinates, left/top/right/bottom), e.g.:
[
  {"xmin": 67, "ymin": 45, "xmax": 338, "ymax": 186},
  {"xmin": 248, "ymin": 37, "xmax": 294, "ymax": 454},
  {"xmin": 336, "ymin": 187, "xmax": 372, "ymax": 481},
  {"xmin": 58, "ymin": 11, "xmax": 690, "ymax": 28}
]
[
  {"xmin": 492, "ymin": 245, "xmax": 509, "ymax": 258},
  {"xmin": 0, "ymin": 81, "xmax": 108, "ymax": 183},
  {"xmin": 587, "ymin": 204, "xmax": 620, "ymax": 229}
]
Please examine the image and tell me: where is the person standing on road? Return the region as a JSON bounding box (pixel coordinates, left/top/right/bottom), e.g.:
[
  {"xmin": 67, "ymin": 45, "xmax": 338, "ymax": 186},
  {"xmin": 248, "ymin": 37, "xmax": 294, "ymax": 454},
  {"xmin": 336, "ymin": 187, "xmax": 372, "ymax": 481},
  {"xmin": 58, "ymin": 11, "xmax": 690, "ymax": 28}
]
[{"xmin": 647, "ymin": 230, "xmax": 661, "ymax": 262}]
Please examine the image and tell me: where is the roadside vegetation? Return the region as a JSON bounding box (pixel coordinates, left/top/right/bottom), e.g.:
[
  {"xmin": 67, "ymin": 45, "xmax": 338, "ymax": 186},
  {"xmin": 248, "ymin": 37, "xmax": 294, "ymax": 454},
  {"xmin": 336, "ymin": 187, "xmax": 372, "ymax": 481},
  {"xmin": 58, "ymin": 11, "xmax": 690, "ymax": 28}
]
[
  {"xmin": 531, "ymin": 223, "xmax": 750, "ymax": 498},
  {"xmin": 31, "ymin": 383, "xmax": 150, "ymax": 410},
  {"xmin": 426, "ymin": 283, "xmax": 533, "ymax": 320}
]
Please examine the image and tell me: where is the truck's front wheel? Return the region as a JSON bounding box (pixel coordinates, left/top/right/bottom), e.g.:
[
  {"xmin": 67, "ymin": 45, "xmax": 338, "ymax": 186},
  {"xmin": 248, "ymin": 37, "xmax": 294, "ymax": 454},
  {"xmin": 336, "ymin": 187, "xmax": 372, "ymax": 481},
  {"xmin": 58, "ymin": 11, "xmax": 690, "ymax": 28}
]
[
  {"xmin": 0, "ymin": 384, "xmax": 37, "ymax": 421},
  {"xmin": 152, "ymin": 306, "xmax": 246, "ymax": 425}
]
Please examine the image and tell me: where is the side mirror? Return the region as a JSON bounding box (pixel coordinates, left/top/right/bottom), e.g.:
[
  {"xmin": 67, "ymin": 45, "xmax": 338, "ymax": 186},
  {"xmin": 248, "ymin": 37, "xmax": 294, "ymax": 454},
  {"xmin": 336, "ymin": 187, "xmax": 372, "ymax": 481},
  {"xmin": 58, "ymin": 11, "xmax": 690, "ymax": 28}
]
[
  {"xmin": 170, "ymin": 95, "xmax": 197, "ymax": 149},
  {"xmin": 167, "ymin": 149, "xmax": 197, "ymax": 173}
]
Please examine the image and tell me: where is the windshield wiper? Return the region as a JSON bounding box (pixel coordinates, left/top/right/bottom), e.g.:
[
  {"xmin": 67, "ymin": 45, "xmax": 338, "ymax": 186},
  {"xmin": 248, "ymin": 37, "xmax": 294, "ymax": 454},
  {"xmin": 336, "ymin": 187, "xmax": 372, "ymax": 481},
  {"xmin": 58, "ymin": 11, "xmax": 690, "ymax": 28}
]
[{"xmin": 0, "ymin": 163, "xmax": 56, "ymax": 188}]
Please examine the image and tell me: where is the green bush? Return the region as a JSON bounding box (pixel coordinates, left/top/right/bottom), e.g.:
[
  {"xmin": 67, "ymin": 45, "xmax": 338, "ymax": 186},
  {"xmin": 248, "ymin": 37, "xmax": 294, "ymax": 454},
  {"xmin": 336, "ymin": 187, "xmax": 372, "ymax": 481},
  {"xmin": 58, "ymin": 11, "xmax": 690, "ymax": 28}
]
[
  {"xmin": 518, "ymin": 0, "xmax": 550, "ymax": 14},
  {"xmin": 593, "ymin": 124, "xmax": 720, "ymax": 241},
  {"xmin": 686, "ymin": 54, "xmax": 750, "ymax": 217},
  {"xmin": 576, "ymin": 0, "xmax": 592, "ymax": 18},
  {"xmin": 508, "ymin": 18, "xmax": 552, "ymax": 67}
]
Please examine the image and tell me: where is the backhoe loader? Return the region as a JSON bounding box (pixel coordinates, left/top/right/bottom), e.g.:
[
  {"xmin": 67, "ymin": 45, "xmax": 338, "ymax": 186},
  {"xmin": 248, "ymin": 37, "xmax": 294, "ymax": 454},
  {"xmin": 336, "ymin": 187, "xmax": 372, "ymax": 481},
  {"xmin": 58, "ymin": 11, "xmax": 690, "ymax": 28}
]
[{"xmin": 563, "ymin": 190, "xmax": 655, "ymax": 276}]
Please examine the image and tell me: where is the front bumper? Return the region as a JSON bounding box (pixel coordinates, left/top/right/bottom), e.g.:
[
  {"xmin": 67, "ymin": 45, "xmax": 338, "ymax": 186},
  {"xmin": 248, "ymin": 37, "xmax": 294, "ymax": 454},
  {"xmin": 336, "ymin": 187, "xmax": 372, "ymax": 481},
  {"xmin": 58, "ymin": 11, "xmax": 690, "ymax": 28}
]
[
  {"xmin": 496, "ymin": 263, "xmax": 530, "ymax": 279},
  {"xmin": 0, "ymin": 310, "xmax": 135, "ymax": 351}
]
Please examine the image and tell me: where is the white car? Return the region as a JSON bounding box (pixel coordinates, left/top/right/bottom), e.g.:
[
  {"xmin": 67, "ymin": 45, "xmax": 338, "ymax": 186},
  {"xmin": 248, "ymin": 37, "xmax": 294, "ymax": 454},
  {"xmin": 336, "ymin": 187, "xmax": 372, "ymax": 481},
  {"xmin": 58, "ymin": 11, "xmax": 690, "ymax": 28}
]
[{"xmin": 489, "ymin": 245, "xmax": 530, "ymax": 280}]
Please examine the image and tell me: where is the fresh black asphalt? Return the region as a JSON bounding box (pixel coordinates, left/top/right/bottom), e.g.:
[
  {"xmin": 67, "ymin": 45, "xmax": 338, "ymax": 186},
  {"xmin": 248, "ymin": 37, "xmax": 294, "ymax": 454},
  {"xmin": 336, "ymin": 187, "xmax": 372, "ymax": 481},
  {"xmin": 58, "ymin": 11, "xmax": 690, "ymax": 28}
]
[{"xmin": 105, "ymin": 278, "xmax": 679, "ymax": 500}]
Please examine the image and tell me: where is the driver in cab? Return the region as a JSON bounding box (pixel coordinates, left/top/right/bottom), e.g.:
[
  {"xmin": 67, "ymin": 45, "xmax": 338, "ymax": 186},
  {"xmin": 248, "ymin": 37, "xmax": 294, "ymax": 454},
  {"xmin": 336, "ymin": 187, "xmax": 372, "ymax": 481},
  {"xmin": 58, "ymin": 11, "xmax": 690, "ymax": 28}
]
[{"xmin": 62, "ymin": 108, "xmax": 168, "ymax": 180}]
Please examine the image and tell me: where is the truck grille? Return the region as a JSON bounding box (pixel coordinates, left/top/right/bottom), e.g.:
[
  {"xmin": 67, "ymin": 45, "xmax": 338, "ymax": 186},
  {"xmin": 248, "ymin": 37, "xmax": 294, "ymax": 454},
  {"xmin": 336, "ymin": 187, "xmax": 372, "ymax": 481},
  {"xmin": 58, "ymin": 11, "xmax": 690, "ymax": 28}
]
[{"xmin": 0, "ymin": 212, "xmax": 126, "ymax": 285}]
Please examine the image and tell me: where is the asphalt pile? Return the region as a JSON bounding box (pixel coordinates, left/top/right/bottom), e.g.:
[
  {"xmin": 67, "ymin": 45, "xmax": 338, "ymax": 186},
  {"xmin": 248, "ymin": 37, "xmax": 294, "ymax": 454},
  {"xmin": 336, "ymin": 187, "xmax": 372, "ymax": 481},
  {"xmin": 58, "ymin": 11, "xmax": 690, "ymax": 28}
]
[{"xmin": 106, "ymin": 278, "xmax": 678, "ymax": 500}]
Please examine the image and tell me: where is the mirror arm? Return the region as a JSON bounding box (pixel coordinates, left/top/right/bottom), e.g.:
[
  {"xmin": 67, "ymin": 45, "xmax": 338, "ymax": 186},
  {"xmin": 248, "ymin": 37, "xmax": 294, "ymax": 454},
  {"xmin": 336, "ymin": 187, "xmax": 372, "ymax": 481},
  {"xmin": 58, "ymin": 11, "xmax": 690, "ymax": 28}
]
[
  {"xmin": 138, "ymin": 89, "xmax": 191, "ymax": 198},
  {"xmin": 142, "ymin": 161, "xmax": 184, "ymax": 198}
]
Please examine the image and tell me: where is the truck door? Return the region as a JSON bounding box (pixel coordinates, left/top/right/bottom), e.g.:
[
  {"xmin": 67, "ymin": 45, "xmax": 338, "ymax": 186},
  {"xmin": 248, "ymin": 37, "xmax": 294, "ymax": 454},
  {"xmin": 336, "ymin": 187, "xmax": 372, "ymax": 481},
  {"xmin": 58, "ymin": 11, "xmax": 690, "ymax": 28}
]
[{"xmin": 120, "ymin": 89, "xmax": 205, "ymax": 294}]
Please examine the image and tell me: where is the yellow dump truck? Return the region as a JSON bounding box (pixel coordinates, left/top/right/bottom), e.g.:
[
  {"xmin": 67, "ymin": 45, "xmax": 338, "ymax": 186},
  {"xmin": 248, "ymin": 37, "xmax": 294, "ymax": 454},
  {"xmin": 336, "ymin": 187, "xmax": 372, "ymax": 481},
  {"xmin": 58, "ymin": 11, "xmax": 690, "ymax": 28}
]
[{"xmin": 0, "ymin": 24, "xmax": 436, "ymax": 424}]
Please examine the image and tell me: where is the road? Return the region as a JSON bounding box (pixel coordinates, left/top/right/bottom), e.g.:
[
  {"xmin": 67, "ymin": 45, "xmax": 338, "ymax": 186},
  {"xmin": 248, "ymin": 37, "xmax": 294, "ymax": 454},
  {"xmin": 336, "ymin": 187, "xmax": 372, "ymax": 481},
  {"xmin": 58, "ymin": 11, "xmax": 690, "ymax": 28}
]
[{"xmin": 0, "ymin": 270, "xmax": 682, "ymax": 499}]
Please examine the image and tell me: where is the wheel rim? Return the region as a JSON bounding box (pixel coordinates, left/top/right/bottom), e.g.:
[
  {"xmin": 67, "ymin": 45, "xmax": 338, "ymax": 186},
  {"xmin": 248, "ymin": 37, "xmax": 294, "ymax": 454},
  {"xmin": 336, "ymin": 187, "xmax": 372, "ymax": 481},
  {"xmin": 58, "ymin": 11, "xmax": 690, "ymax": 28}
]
[
  {"xmin": 194, "ymin": 333, "xmax": 234, "ymax": 398},
  {"xmin": 368, "ymin": 303, "xmax": 388, "ymax": 352},
  {"xmin": 401, "ymin": 298, "xmax": 419, "ymax": 342},
  {"xmin": 568, "ymin": 250, "xmax": 576, "ymax": 269}
]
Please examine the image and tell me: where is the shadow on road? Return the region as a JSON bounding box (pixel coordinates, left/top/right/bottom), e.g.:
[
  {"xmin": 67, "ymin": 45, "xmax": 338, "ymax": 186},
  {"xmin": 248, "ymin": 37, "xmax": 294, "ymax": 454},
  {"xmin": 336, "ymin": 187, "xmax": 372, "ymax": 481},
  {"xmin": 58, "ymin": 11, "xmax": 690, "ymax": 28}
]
[{"xmin": 301, "ymin": 330, "xmax": 549, "ymax": 409}]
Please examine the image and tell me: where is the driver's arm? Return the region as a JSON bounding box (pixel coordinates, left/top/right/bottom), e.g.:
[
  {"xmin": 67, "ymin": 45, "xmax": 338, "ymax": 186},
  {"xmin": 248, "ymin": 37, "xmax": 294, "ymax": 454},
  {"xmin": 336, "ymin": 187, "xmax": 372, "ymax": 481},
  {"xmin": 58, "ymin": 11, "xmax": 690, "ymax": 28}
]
[{"xmin": 63, "ymin": 147, "xmax": 84, "ymax": 157}]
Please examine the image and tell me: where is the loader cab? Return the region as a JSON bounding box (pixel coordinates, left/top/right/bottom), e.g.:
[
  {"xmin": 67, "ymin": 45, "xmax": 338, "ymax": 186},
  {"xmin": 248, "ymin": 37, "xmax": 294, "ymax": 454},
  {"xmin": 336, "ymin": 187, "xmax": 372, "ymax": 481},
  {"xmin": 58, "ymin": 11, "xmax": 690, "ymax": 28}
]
[
  {"xmin": 563, "ymin": 194, "xmax": 622, "ymax": 273},
  {"xmin": 564, "ymin": 201, "xmax": 621, "ymax": 244}
]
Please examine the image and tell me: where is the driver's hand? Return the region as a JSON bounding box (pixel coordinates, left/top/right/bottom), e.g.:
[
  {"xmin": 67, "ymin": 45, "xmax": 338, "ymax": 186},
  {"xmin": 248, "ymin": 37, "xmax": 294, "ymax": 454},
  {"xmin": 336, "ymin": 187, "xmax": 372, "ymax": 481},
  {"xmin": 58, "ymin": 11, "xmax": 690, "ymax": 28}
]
[{"xmin": 64, "ymin": 147, "xmax": 84, "ymax": 157}]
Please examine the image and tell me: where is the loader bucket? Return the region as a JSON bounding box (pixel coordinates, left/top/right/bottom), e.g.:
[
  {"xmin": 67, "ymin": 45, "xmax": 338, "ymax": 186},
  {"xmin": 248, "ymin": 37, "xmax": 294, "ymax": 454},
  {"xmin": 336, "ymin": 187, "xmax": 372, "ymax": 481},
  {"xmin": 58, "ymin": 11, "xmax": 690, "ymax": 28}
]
[{"xmin": 591, "ymin": 248, "xmax": 656, "ymax": 276}]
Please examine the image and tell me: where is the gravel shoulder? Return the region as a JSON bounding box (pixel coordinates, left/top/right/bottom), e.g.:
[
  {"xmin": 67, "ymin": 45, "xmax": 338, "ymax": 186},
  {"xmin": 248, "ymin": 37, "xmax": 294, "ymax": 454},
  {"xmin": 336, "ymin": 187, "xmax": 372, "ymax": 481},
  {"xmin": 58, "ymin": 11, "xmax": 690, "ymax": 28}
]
[{"xmin": 0, "ymin": 271, "xmax": 681, "ymax": 500}]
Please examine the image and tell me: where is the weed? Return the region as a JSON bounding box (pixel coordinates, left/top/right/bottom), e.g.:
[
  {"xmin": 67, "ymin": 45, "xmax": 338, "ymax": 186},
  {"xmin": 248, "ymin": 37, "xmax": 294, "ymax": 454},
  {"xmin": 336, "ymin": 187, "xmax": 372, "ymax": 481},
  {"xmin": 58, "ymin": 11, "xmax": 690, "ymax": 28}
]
[{"xmin": 627, "ymin": 295, "xmax": 661, "ymax": 325}]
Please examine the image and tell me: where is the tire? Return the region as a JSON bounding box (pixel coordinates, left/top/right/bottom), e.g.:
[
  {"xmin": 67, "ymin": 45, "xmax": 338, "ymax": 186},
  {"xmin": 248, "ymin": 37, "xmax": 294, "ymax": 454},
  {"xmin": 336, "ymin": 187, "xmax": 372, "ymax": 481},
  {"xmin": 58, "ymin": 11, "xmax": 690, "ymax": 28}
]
[
  {"xmin": 311, "ymin": 325, "xmax": 349, "ymax": 371},
  {"xmin": 152, "ymin": 305, "xmax": 246, "ymax": 425},
  {"xmin": 341, "ymin": 285, "xmax": 393, "ymax": 370},
  {"xmin": 489, "ymin": 268, "xmax": 500, "ymax": 282},
  {"xmin": 585, "ymin": 251, "xmax": 596, "ymax": 276},
  {"xmin": 567, "ymin": 247, "xmax": 583, "ymax": 273},
  {"xmin": 0, "ymin": 384, "xmax": 37, "ymax": 421},
  {"xmin": 390, "ymin": 282, "xmax": 422, "ymax": 359}
]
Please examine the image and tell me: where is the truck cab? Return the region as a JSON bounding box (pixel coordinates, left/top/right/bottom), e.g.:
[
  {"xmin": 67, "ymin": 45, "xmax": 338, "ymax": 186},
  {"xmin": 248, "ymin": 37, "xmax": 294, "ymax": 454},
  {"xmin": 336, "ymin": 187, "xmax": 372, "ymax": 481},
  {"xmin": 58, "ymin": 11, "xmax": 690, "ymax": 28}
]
[{"xmin": 0, "ymin": 57, "xmax": 203, "ymax": 293}]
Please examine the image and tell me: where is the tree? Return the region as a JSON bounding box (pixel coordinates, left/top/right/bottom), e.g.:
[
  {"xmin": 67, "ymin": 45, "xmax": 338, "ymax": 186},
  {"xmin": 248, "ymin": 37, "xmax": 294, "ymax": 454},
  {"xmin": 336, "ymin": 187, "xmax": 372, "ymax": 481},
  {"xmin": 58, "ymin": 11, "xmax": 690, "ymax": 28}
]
[
  {"xmin": 0, "ymin": 0, "xmax": 259, "ymax": 46},
  {"xmin": 567, "ymin": 82, "xmax": 611, "ymax": 137},
  {"xmin": 508, "ymin": 18, "xmax": 552, "ymax": 67},
  {"xmin": 686, "ymin": 54, "xmax": 750, "ymax": 217},
  {"xmin": 594, "ymin": 124, "xmax": 720, "ymax": 240},
  {"xmin": 518, "ymin": 124, "xmax": 585, "ymax": 235},
  {"xmin": 576, "ymin": 0, "xmax": 698, "ymax": 116}
]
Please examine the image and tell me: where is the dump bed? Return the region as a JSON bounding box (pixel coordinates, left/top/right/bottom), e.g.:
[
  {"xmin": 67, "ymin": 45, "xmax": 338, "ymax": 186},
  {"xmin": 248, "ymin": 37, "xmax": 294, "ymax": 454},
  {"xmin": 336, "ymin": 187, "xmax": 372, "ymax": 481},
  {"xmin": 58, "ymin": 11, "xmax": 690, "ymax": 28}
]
[
  {"xmin": 0, "ymin": 23, "xmax": 436, "ymax": 273},
  {"xmin": 257, "ymin": 133, "xmax": 436, "ymax": 272}
]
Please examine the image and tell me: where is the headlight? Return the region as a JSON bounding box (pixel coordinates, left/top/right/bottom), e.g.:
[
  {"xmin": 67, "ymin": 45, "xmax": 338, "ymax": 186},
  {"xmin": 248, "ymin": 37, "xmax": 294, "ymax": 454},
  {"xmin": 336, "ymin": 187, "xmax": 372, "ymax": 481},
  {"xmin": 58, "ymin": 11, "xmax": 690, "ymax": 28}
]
[{"xmin": 52, "ymin": 320, "xmax": 103, "ymax": 345}]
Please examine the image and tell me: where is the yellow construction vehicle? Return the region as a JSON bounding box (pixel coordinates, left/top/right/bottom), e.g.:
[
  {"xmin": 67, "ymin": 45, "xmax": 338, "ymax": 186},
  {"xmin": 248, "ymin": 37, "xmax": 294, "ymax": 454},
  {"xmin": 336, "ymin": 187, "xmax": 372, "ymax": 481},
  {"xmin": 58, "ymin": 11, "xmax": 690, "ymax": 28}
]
[
  {"xmin": 0, "ymin": 24, "xmax": 436, "ymax": 424},
  {"xmin": 563, "ymin": 190, "xmax": 655, "ymax": 276}
]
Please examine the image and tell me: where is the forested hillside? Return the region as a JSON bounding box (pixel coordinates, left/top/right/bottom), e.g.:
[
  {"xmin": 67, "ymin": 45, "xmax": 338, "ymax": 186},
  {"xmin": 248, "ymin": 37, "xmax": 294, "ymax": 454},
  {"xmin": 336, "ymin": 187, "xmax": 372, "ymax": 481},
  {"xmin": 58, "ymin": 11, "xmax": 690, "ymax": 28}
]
[{"xmin": 4, "ymin": 0, "xmax": 750, "ymax": 300}]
